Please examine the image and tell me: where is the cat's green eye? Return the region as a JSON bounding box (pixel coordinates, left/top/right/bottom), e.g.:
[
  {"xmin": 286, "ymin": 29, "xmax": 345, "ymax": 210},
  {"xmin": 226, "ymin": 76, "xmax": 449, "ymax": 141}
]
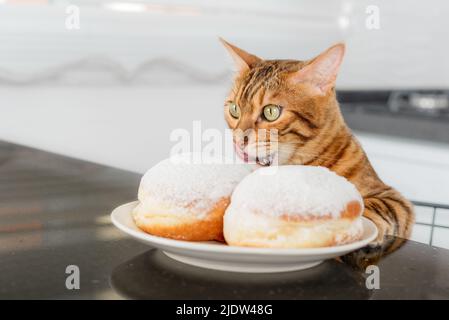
[
  {"xmin": 228, "ymin": 102, "xmax": 241, "ymax": 119},
  {"xmin": 263, "ymin": 104, "xmax": 281, "ymax": 122}
]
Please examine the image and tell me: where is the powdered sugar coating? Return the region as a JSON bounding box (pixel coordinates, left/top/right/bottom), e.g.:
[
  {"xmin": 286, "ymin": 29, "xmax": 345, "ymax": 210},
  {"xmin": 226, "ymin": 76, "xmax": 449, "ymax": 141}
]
[
  {"xmin": 137, "ymin": 153, "xmax": 252, "ymax": 218},
  {"xmin": 227, "ymin": 165, "xmax": 363, "ymax": 219}
]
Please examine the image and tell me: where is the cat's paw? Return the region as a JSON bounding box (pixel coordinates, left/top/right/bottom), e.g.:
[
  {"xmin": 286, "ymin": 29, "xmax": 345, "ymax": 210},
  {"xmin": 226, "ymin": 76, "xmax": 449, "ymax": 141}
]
[{"xmin": 369, "ymin": 219, "xmax": 391, "ymax": 246}]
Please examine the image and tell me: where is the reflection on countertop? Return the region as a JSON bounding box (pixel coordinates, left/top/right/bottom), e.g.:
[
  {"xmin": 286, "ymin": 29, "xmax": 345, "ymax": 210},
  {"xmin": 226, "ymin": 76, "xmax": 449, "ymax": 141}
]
[{"xmin": 0, "ymin": 141, "xmax": 147, "ymax": 299}]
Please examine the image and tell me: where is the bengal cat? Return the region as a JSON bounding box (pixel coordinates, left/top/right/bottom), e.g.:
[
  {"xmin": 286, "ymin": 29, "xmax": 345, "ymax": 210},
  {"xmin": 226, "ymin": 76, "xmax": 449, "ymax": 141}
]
[{"xmin": 220, "ymin": 38, "xmax": 414, "ymax": 261}]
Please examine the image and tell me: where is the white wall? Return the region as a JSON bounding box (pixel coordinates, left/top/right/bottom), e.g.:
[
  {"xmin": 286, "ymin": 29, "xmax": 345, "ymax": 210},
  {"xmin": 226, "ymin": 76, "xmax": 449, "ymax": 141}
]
[{"xmin": 0, "ymin": 0, "xmax": 448, "ymax": 89}]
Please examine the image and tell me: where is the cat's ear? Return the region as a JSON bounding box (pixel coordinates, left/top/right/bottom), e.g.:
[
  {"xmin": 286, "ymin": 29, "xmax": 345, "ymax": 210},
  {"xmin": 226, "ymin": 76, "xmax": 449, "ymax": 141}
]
[
  {"xmin": 219, "ymin": 37, "xmax": 261, "ymax": 72},
  {"xmin": 290, "ymin": 43, "xmax": 345, "ymax": 94}
]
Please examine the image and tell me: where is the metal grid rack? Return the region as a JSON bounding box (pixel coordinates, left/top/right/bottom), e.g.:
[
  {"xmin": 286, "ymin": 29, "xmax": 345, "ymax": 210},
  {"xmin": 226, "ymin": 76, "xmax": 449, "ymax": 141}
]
[{"xmin": 412, "ymin": 200, "xmax": 449, "ymax": 247}]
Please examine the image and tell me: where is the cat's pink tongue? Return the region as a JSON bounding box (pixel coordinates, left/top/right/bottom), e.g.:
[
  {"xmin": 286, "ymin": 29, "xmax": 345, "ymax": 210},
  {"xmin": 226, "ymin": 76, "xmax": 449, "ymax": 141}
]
[{"xmin": 234, "ymin": 143, "xmax": 274, "ymax": 167}]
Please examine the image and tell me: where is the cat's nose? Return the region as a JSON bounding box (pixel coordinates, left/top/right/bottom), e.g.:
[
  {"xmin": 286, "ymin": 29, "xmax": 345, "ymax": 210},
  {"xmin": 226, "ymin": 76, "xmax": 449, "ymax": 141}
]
[
  {"xmin": 233, "ymin": 134, "xmax": 249, "ymax": 147},
  {"xmin": 233, "ymin": 138, "xmax": 245, "ymax": 151},
  {"xmin": 236, "ymin": 136, "xmax": 249, "ymax": 148}
]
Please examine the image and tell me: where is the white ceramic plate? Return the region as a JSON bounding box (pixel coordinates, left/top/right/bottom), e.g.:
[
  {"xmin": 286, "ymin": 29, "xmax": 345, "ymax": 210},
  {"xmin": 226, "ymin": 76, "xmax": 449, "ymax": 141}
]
[{"xmin": 111, "ymin": 201, "xmax": 378, "ymax": 273}]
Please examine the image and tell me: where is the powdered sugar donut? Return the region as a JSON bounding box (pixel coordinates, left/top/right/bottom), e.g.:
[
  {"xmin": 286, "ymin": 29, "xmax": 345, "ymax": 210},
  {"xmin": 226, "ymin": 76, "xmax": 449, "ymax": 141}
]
[
  {"xmin": 224, "ymin": 165, "xmax": 364, "ymax": 248},
  {"xmin": 133, "ymin": 154, "xmax": 251, "ymax": 241}
]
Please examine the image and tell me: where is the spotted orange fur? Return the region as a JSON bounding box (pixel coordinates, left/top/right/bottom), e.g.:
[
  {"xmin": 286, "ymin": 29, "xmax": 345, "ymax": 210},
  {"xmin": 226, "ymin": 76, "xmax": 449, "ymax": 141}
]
[{"xmin": 221, "ymin": 38, "xmax": 414, "ymax": 248}]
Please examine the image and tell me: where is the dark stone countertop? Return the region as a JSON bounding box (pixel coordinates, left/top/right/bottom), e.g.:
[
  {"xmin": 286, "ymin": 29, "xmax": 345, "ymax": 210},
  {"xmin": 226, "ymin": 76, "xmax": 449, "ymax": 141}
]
[{"xmin": 1, "ymin": 141, "xmax": 448, "ymax": 299}]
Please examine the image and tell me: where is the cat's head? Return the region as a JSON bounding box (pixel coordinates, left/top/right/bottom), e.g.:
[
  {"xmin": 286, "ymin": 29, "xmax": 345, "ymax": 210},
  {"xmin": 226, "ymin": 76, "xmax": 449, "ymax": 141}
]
[{"xmin": 221, "ymin": 38, "xmax": 346, "ymax": 166}]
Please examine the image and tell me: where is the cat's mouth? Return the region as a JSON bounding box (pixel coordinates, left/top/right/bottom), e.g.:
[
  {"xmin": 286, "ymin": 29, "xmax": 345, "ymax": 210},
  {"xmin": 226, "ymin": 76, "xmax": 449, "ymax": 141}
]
[
  {"xmin": 234, "ymin": 145, "xmax": 276, "ymax": 166},
  {"xmin": 255, "ymin": 154, "xmax": 275, "ymax": 166}
]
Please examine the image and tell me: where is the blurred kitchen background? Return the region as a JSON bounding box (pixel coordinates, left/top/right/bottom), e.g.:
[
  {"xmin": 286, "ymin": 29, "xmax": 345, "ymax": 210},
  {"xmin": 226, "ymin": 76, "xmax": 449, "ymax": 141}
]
[{"xmin": 0, "ymin": 0, "xmax": 448, "ymax": 248}]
